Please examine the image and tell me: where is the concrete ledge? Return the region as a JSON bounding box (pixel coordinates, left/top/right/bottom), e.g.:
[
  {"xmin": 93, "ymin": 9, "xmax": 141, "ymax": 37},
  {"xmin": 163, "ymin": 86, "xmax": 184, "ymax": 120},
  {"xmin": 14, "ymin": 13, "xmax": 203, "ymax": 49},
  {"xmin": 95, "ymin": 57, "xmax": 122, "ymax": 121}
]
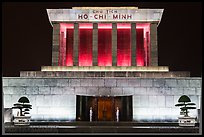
[
  {"xmin": 20, "ymin": 71, "xmax": 190, "ymax": 78},
  {"xmin": 41, "ymin": 66, "xmax": 169, "ymax": 72}
]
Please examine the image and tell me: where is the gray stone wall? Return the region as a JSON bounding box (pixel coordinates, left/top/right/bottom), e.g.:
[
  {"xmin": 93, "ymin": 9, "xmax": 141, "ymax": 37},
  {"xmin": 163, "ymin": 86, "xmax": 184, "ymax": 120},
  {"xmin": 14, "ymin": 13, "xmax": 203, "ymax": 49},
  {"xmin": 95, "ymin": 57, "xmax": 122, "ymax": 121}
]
[
  {"xmin": 3, "ymin": 77, "xmax": 201, "ymax": 122},
  {"xmin": 3, "ymin": 78, "xmax": 76, "ymax": 121},
  {"xmin": 52, "ymin": 23, "xmax": 60, "ymax": 66},
  {"xmin": 133, "ymin": 78, "xmax": 201, "ymax": 122}
]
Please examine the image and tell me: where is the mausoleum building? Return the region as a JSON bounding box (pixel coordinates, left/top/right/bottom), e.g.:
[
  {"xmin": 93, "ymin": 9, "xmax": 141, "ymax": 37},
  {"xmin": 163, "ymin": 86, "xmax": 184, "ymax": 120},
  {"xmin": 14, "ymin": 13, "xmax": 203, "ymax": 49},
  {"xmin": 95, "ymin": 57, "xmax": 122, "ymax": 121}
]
[{"xmin": 3, "ymin": 7, "xmax": 201, "ymax": 122}]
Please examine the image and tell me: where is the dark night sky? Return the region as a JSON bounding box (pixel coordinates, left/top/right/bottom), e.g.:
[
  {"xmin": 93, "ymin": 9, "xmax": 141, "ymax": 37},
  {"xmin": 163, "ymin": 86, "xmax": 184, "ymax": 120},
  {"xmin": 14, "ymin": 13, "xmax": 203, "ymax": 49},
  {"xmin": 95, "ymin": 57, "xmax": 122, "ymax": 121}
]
[{"xmin": 2, "ymin": 2, "xmax": 202, "ymax": 77}]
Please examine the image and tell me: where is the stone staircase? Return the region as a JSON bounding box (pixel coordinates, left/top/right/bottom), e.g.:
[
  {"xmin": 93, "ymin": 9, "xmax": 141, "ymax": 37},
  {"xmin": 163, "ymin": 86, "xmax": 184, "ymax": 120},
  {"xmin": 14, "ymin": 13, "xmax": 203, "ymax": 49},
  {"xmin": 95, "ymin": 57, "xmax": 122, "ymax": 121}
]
[{"xmin": 4, "ymin": 121, "xmax": 200, "ymax": 134}]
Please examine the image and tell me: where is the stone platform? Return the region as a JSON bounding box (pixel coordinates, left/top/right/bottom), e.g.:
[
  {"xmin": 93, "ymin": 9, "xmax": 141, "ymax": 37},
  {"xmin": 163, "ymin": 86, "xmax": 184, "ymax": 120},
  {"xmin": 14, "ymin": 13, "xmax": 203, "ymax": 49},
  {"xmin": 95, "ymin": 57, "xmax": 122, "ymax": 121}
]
[{"xmin": 4, "ymin": 122, "xmax": 200, "ymax": 134}]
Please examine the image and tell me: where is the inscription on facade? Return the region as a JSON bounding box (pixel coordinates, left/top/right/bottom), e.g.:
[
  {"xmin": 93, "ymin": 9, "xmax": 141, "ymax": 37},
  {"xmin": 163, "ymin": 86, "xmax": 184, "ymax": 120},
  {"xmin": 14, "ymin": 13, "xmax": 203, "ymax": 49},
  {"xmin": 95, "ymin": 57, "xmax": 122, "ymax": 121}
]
[{"xmin": 77, "ymin": 10, "xmax": 133, "ymax": 20}]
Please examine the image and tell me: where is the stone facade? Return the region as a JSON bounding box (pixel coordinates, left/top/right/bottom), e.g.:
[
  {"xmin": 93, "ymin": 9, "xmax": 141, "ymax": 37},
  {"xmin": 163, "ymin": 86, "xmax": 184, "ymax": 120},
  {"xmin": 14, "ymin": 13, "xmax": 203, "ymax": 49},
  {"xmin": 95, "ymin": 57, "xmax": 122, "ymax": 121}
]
[{"xmin": 3, "ymin": 77, "xmax": 201, "ymax": 122}]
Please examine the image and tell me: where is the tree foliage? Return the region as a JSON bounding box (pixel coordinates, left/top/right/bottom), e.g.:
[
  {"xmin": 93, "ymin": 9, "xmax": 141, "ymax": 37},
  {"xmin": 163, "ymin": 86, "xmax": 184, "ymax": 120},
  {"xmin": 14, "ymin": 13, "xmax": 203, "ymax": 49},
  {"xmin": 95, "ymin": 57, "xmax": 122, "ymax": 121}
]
[
  {"xmin": 175, "ymin": 95, "xmax": 196, "ymax": 117},
  {"xmin": 12, "ymin": 96, "xmax": 32, "ymax": 116}
]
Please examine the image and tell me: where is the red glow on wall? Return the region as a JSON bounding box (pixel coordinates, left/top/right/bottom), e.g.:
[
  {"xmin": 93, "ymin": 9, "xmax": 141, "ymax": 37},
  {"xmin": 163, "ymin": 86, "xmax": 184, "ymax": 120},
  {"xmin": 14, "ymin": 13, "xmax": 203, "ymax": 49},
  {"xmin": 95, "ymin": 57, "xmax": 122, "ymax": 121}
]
[
  {"xmin": 60, "ymin": 23, "xmax": 74, "ymax": 28},
  {"xmin": 117, "ymin": 23, "xmax": 131, "ymax": 29},
  {"xmin": 59, "ymin": 23, "xmax": 74, "ymax": 66},
  {"xmin": 98, "ymin": 23, "xmax": 112, "ymax": 29},
  {"xmin": 79, "ymin": 23, "xmax": 93, "ymax": 66},
  {"xmin": 58, "ymin": 23, "xmax": 151, "ymax": 67},
  {"xmin": 66, "ymin": 28, "xmax": 74, "ymax": 66},
  {"xmin": 136, "ymin": 23, "xmax": 150, "ymax": 66},
  {"xmin": 117, "ymin": 23, "xmax": 131, "ymax": 66},
  {"xmin": 79, "ymin": 23, "xmax": 93, "ymax": 29},
  {"xmin": 98, "ymin": 23, "xmax": 112, "ymax": 66},
  {"xmin": 60, "ymin": 23, "xmax": 74, "ymax": 38},
  {"xmin": 136, "ymin": 28, "xmax": 145, "ymax": 66},
  {"xmin": 136, "ymin": 23, "xmax": 150, "ymax": 29}
]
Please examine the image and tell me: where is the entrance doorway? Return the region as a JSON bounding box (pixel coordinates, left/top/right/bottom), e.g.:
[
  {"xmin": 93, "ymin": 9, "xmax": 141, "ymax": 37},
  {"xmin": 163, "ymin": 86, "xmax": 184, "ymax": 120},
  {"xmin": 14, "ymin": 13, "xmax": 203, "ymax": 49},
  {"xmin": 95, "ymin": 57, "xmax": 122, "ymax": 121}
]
[
  {"xmin": 76, "ymin": 95, "xmax": 132, "ymax": 121},
  {"xmin": 98, "ymin": 97, "xmax": 114, "ymax": 121}
]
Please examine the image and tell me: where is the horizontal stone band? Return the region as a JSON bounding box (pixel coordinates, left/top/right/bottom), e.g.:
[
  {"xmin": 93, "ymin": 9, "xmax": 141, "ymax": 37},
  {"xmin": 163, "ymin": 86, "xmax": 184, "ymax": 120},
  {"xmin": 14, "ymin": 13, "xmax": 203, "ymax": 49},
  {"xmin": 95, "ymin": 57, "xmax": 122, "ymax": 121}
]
[{"xmin": 41, "ymin": 66, "xmax": 169, "ymax": 72}]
